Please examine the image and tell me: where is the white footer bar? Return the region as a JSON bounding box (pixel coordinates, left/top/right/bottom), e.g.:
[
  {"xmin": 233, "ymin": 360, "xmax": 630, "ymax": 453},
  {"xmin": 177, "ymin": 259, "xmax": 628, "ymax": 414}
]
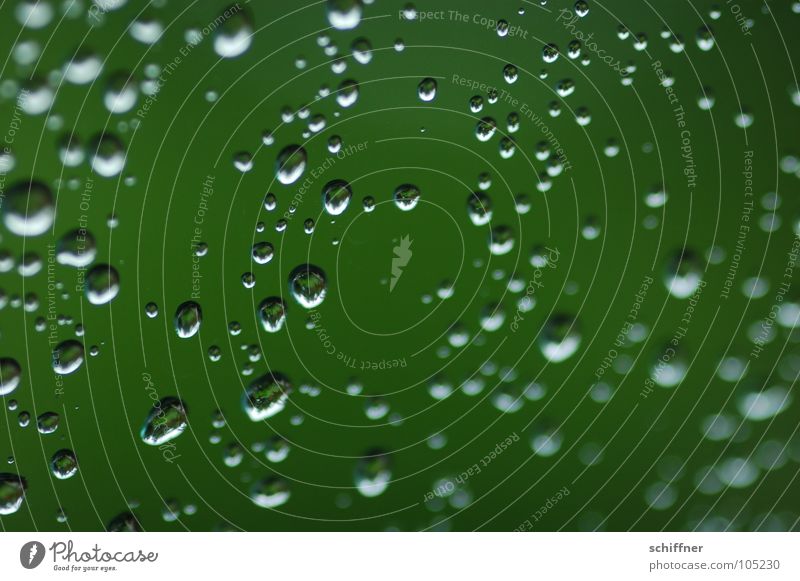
[{"xmin": 1, "ymin": 533, "xmax": 796, "ymax": 580}]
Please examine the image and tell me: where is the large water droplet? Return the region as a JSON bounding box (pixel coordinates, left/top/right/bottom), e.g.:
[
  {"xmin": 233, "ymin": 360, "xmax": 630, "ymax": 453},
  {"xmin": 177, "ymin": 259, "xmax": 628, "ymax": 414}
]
[
  {"xmin": 539, "ymin": 315, "xmax": 581, "ymax": 363},
  {"xmin": 258, "ymin": 297, "xmax": 287, "ymax": 332},
  {"xmin": 251, "ymin": 241, "xmax": 274, "ymax": 265},
  {"xmin": 174, "ymin": 301, "xmax": 202, "ymax": 338},
  {"xmin": 16, "ymin": 0, "xmax": 54, "ymax": 29},
  {"xmin": 213, "ymin": 6, "xmax": 254, "ymax": 58},
  {"xmin": 2, "ymin": 181, "xmax": 55, "ymax": 237},
  {"xmin": 0, "ymin": 358, "xmax": 22, "ymax": 396},
  {"xmin": 85, "ymin": 264, "xmax": 120, "ymax": 305},
  {"xmin": 104, "ymin": 72, "xmax": 138, "ymax": 114},
  {"xmin": 738, "ymin": 386, "xmax": 791, "ymax": 421},
  {"xmin": 276, "ymin": 145, "xmax": 307, "ymax": 185},
  {"xmin": 36, "ymin": 411, "xmax": 59, "ymax": 434},
  {"xmin": 56, "ymin": 229, "xmax": 97, "ymax": 267},
  {"xmin": 89, "ymin": 133, "xmax": 126, "ymax": 177},
  {"xmin": 140, "ymin": 397, "xmax": 189, "ymax": 445},
  {"xmin": 475, "ymin": 117, "xmax": 497, "ymax": 142},
  {"xmin": 322, "ymin": 179, "xmax": 353, "ymax": 215},
  {"xmin": 336, "ymin": 79, "xmax": 359, "ymax": 108},
  {"xmin": 488, "ymin": 225, "xmax": 515, "ymax": 255},
  {"xmin": 64, "ymin": 50, "xmax": 103, "ymax": 84},
  {"xmin": 242, "ymin": 373, "xmax": 292, "ymax": 421},
  {"xmin": 467, "ymin": 191, "xmax": 492, "ymax": 225},
  {"xmin": 0, "ymin": 473, "xmax": 27, "ymax": 515},
  {"xmin": 288, "ymin": 264, "xmax": 328, "ymax": 308},
  {"xmin": 393, "ymin": 183, "xmax": 420, "ymax": 211},
  {"xmin": 418, "ymin": 77, "xmax": 437, "ymax": 102},
  {"xmin": 52, "ymin": 340, "xmax": 85, "ymax": 375},
  {"xmin": 50, "ymin": 449, "xmax": 78, "ymax": 480},
  {"xmin": 327, "ymin": 0, "xmax": 362, "ymax": 30}
]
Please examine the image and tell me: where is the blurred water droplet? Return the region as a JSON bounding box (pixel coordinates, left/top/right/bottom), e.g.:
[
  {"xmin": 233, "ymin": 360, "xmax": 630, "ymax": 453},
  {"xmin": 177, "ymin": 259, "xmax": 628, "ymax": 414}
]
[
  {"xmin": 213, "ymin": 6, "xmax": 254, "ymax": 58},
  {"xmin": 327, "ymin": 0, "xmax": 362, "ymax": 30},
  {"xmin": 354, "ymin": 450, "xmax": 391, "ymax": 497}
]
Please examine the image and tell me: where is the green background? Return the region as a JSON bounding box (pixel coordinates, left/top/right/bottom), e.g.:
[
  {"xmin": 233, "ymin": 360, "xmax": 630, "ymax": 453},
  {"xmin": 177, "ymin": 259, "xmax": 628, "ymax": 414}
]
[{"xmin": 1, "ymin": 0, "xmax": 799, "ymax": 531}]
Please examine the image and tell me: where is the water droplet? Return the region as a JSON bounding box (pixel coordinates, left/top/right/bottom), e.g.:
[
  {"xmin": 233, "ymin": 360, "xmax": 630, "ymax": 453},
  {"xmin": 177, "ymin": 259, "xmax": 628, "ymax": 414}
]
[
  {"xmin": 418, "ymin": 77, "xmax": 437, "ymax": 102},
  {"xmin": 696, "ymin": 26, "xmax": 715, "ymax": 51},
  {"xmin": 488, "ymin": 225, "xmax": 515, "ymax": 255},
  {"xmin": 469, "ymin": 95, "xmax": 484, "ymax": 113},
  {"xmin": 104, "ymin": 72, "xmax": 138, "ymax": 114},
  {"xmin": 36, "ymin": 412, "xmax": 59, "ymax": 434},
  {"xmin": 556, "ymin": 79, "xmax": 574, "ymax": 97},
  {"xmin": 734, "ymin": 109, "xmax": 754, "ymax": 129},
  {"xmin": 64, "ymin": 50, "xmax": 103, "ymax": 85},
  {"xmin": 258, "ymin": 297, "xmax": 287, "ymax": 332},
  {"xmin": 327, "ymin": 0, "xmax": 362, "ymax": 31},
  {"xmin": 56, "ymin": 229, "xmax": 97, "ymax": 267},
  {"xmin": 543, "ymin": 43, "xmax": 559, "ymax": 63},
  {"xmin": 2, "ymin": 181, "xmax": 55, "ymax": 237},
  {"xmin": 475, "ymin": 117, "xmax": 497, "ymax": 142},
  {"xmin": 354, "ymin": 450, "xmax": 391, "ymax": 497},
  {"xmin": 106, "ymin": 511, "xmax": 142, "ymax": 532},
  {"xmin": 242, "ymin": 373, "xmax": 292, "ymax": 421},
  {"xmin": 140, "ymin": 397, "xmax": 189, "ymax": 445},
  {"xmin": 250, "ymin": 476, "xmax": 291, "ymax": 508},
  {"xmin": 336, "ymin": 79, "xmax": 359, "ymax": 108},
  {"xmin": 174, "ymin": 301, "xmax": 202, "ymax": 338},
  {"xmin": 85, "ymin": 264, "xmax": 120, "ymax": 305},
  {"xmin": 289, "ymin": 264, "xmax": 328, "ymax": 309},
  {"xmin": 265, "ymin": 436, "xmax": 291, "ymax": 462},
  {"xmin": 0, "ymin": 358, "xmax": 22, "ymax": 396},
  {"xmin": 530, "ymin": 425, "xmax": 563, "ymax": 456},
  {"xmin": 467, "ymin": 191, "xmax": 492, "ymax": 226},
  {"xmin": 89, "ymin": 133, "xmax": 126, "ymax": 177},
  {"xmin": 252, "ymin": 241, "xmax": 274, "ymax": 265},
  {"xmin": 0, "ymin": 473, "xmax": 27, "ymax": 515},
  {"xmin": 276, "ymin": 145, "xmax": 307, "ymax": 185},
  {"xmin": 50, "ymin": 449, "xmax": 78, "ymax": 480},
  {"xmin": 738, "ymin": 386, "xmax": 790, "ymax": 421},
  {"xmin": 351, "ymin": 37, "xmax": 372, "ymax": 64},
  {"xmin": 213, "ymin": 5, "xmax": 253, "ymax": 58},
  {"xmin": 322, "ymin": 179, "xmax": 353, "ymax": 215},
  {"xmin": 539, "ymin": 315, "xmax": 581, "ymax": 362},
  {"xmin": 20, "ymin": 79, "xmax": 54, "ymax": 115},
  {"xmin": 664, "ymin": 250, "xmax": 703, "ymax": 299},
  {"xmin": 393, "ymin": 183, "xmax": 420, "ymax": 211},
  {"xmin": 52, "ymin": 340, "xmax": 85, "ymax": 375},
  {"xmin": 650, "ymin": 345, "xmax": 688, "ymax": 388},
  {"xmin": 233, "ymin": 152, "xmax": 253, "ymax": 173}
]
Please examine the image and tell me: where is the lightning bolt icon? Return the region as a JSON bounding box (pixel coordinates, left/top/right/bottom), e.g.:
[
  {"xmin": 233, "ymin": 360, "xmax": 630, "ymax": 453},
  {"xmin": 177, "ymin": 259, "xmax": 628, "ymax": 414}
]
[{"xmin": 390, "ymin": 235, "xmax": 413, "ymax": 292}]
